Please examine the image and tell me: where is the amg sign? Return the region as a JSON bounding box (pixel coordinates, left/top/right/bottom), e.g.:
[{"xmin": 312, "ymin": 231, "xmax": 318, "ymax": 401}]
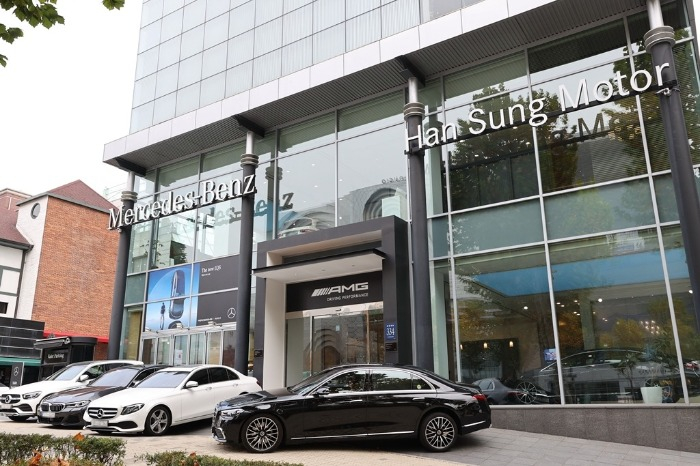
[{"xmin": 287, "ymin": 272, "xmax": 382, "ymax": 312}]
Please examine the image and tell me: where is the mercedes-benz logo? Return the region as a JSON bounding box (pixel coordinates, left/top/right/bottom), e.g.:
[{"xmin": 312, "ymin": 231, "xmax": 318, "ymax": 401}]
[
  {"xmin": 96, "ymin": 409, "xmax": 104, "ymax": 419},
  {"xmin": 227, "ymin": 307, "xmax": 236, "ymax": 319},
  {"xmin": 12, "ymin": 367, "xmax": 19, "ymax": 377},
  {"xmin": 0, "ymin": 395, "xmax": 9, "ymax": 403}
]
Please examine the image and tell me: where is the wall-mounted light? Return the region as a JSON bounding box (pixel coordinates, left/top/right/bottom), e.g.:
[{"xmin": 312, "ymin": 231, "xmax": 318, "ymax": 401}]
[
  {"xmin": 509, "ymin": 340, "xmax": 514, "ymax": 348},
  {"xmin": 483, "ymin": 342, "xmax": 488, "ymax": 349}
]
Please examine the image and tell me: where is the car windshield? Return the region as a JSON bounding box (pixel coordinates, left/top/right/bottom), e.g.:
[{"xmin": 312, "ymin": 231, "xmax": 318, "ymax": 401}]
[
  {"xmin": 91, "ymin": 368, "xmax": 139, "ymax": 387},
  {"xmin": 288, "ymin": 368, "xmax": 337, "ymax": 395},
  {"xmin": 45, "ymin": 363, "xmax": 91, "ymax": 381},
  {"xmin": 136, "ymin": 371, "xmax": 189, "ymax": 388}
]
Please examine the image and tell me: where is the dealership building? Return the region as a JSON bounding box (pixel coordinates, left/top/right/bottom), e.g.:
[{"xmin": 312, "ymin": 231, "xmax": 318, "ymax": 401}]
[{"xmin": 105, "ymin": 0, "xmax": 700, "ymax": 449}]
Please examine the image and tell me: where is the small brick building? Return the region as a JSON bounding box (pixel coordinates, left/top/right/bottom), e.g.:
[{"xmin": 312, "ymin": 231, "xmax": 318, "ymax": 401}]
[{"xmin": 0, "ymin": 181, "xmax": 118, "ymax": 380}]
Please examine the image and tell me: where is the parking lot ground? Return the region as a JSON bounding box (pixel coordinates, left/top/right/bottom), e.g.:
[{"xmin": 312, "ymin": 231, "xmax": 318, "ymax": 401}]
[{"xmin": 3, "ymin": 417, "xmax": 700, "ymax": 465}]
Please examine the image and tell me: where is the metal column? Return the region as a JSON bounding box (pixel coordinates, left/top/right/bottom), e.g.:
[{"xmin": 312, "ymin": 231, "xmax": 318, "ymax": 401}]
[
  {"xmin": 235, "ymin": 132, "xmax": 259, "ymax": 373},
  {"xmin": 405, "ymin": 77, "xmax": 434, "ymax": 370},
  {"xmin": 645, "ymin": 0, "xmax": 700, "ymax": 330},
  {"xmin": 107, "ymin": 172, "xmax": 136, "ymax": 359}
]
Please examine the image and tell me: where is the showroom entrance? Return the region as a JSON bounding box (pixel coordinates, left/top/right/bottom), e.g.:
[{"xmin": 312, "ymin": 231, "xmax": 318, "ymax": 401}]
[
  {"xmin": 253, "ymin": 216, "xmax": 412, "ymax": 388},
  {"xmin": 285, "ymin": 303, "xmax": 385, "ymax": 386}
]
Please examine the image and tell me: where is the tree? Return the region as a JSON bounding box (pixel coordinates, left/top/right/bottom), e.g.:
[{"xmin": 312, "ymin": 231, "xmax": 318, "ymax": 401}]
[{"xmin": 0, "ymin": 0, "xmax": 124, "ymax": 67}]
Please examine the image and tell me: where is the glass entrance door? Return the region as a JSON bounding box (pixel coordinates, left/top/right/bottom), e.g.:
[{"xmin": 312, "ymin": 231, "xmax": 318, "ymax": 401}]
[{"xmin": 286, "ymin": 303, "xmax": 384, "ymax": 386}]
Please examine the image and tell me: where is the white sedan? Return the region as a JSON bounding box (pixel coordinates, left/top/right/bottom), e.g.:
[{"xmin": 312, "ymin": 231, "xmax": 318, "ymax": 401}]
[
  {"xmin": 83, "ymin": 364, "xmax": 260, "ymax": 435},
  {"xmin": 0, "ymin": 360, "xmax": 142, "ymax": 421}
]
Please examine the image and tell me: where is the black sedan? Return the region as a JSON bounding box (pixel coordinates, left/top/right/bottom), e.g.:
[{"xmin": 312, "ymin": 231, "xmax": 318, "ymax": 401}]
[
  {"xmin": 37, "ymin": 364, "xmax": 168, "ymax": 427},
  {"xmin": 212, "ymin": 364, "xmax": 491, "ymax": 453}
]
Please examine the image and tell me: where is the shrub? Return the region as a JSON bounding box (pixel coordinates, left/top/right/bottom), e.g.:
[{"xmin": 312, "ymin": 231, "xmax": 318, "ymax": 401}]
[
  {"xmin": 0, "ymin": 432, "xmax": 125, "ymax": 466},
  {"xmin": 137, "ymin": 451, "xmax": 304, "ymax": 466}
]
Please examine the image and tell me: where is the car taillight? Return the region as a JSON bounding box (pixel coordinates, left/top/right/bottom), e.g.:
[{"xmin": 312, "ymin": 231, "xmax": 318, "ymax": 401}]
[{"xmin": 474, "ymin": 394, "xmax": 487, "ymax": 402}]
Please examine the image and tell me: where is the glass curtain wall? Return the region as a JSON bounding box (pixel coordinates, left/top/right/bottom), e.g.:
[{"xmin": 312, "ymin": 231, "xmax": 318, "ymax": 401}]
[{"xmin": 430, "ymin": 1, "xmax": 700, "ymax": 404}]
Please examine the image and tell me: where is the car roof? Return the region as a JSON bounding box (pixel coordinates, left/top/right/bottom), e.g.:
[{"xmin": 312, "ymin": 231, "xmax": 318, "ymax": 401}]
[{"xmin": 156, "ymin": 364, "xmax": 233, "ymax": 373}]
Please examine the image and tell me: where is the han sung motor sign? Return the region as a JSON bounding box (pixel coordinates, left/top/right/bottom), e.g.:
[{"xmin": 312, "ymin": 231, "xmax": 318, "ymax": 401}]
[
  {"xmin": 406, "ymin": 62, "xmax": 671, "ymax": 151},
  {"xmin": 108, "ymin": 175, "xmax": 256, "ymax": 230}
]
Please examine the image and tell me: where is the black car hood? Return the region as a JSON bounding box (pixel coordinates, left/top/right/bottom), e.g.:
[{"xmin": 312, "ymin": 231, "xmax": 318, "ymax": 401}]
[
  {"xmin": 218, "ymin": 387, "xmax": 296, "ymax": 409},
  {"xmin": 46, "ymin": 385, "xmax": 122, "ymax": 402}
]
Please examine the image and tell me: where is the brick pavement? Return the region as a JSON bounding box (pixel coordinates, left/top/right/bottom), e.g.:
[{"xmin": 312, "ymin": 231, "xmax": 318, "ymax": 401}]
[{"xmin": 2, "ymin": 417, "xmax": 700, "ymax": 465}]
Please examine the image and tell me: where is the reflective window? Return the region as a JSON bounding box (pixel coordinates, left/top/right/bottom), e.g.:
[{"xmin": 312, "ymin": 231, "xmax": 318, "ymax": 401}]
[
  {"xmin": 202, "ymin": 42, "xmax": 227, "ymax": 79},
  {"xmin": 653, "ymin": 173, "xmax": 700, "ymax": 224},
  {"xmin": 157, "ymin": 337, "xmax": 171, "ymax": 364},
  {"xmin": 196, "ymin": 194, "xmax": 242, "ymax": 260},
  {"xmin": 282, "ymin": 37, "xmax": 313, "ymax": 75},
  {"xmin": 159, "ymin": 36, "xmax": 181, "ymax": 70},
  {"xmin": 176, "ymin": 82, "xmax": 201, "ymax": 115},
  {"xmin": 528, "ymin": 20, "xmax": 628, "ymax": 84},
  {"xmin": 158, "ymin": 158, "xmax": 199, "ymax": 191},
  {"xmin": 338, "ymin": 125, "xmax": 407, "ymax": 226},
  {"xmin": 125, "ymin": 274, "xmax": 147, "ymax": 305},
  {"xmin": 283, "ymin": 4, "xmax": 312, "ymax": 45},
  {"xmin": 123, "ymin": 306, "xmax": 143, "ymax": 360},
  {"xmin": 452, "ymin": 200, "xmax": 543, "ymax": 254},
  {"xmin": 421, "ymin": 0, "xmax": 461, "ymax": 21},
  {"xmin": 142, "ymin": 338, "xmax": 156, "ymax": 364},
  {"xmin": 254, "ymin": 18, "xmax": 283, "ymax": 57},
  {"xmin": 208, "ymin": 332, "xmax": 222, "ymax": 364},
  {"xmin": 183, "ymin": 0, "xmax": 206, "ymax": 31},
  {"xmin": 181, "ymin": 25, "xmax": 205, "ymax": 59},
  {"xmin": 226, "ymin": 61, "xmax": 253, "ymax": 96},
  {"xmin": 277, "ymin": 145, "xmax": 336, "ymax": 236},
  {"xmin": 229, "ymin": 1, "xmax": 255, "ymax": 37},
  {"xmin": 161, "ymin": 9, "xmax": 184, "ymax": 42},
  {"xmin": 314, "ymin": 0, "xmax": 345, "ymax": 33},
  {"xmin": 338, "ymin": 92, "xmax": 403, "ymax": 139},
  {"xmin": 205, "ymin": 13, "xmax": 230, "ymax": 49},
  {"xmin": 381, "ymin": 0, "xmax": 419, "ymax": 38},
  {"xmin": 128, "ymin": 220, "xmax": 152, "ymax": 274},
  {"xmin": 139, "ymin": 20, "xmax": 161, "ymax": 53},
  {"xmin": 228, "ymin": 31, "xmax": 254, "ymax": 67},
  {"xmin": 253, "ymin": 50, "xmax": 282, "ymax": 86},
  {"xmin": 200, "ymin": 72, "xmax": 226, "ymax": 106},
  {"xmin": 173, "ymin": 334, "xmax": 188, "ymax": 365},
  {"xmin": 450, "ymin": 247, "xmax": 554, "ymax": 388},
  {"xmin": 346, "ymin": 9, "xmax": 380, "ymax": 51},
  {"xmin": 189, "ymin": 333, "xmax": 206, "ymax": 364},
  {"xmin": 445, "ymin": 54, "xmax": 527, "ymax": 109},
  {"xmin": 152, "ymin": 186, "xmax": 198, "ymax": 268},
  {"xmin": 256, "ymin": 0, "xmax": 284, "ymax": 25},
  {"xmin": 544, "ymin": 179, "xmax": 654, "ymax": 240},
  {"xmin": 313, "ymin": 23, "xmax": 345, "ymax": 63},
  {"xmin": 661, "ymin": 227, "xmax": 700, "ymax": 403},
  {"xmin": 638, "ymin": 43, "xmax": 700, "ymax": 172},
  {"xmin": 153, "ymin": 93, "xmax": 177, "ymax": 124},
  {"xmin": 549, "ymin": 229, "xmax": 676, "ymax": 404},
  {"xmin": 278, "ymin": 114, "xmax": 335, "ymax": 156}
]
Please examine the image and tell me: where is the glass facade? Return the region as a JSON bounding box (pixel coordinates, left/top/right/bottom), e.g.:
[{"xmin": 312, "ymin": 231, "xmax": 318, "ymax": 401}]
[
  {"xmin": 132, "ymin": 0, "xmax": 489, "ymax": 133},
  {"xmin": 122, "ymin": 0, "xmax": 700, "ymax": 405}
]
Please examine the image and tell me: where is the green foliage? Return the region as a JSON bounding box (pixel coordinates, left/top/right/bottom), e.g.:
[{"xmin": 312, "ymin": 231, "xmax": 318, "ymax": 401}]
[
  {"xmin": 0, "ymin": 0, "xmax": 124, "ymax": 67},
  {"xmin": 0, "ymin": 432, "xmax": 126, "ymax": 466},
  {"xmin": 137, "ymin": 451, "xmax": 304, "ymax": 466}
]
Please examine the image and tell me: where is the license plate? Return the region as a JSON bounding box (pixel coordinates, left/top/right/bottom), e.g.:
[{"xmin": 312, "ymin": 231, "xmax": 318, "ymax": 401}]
[
  {"xmin": 0, "ymin": 404, "xmax": 10, "ymax": 410},
  {"xmin": 91, "ymin": 419, "xmax": 109, "ymax": 428},
  {"xmin": 42, "ymin": 412, "xmax": 55, "ymax": 419}
]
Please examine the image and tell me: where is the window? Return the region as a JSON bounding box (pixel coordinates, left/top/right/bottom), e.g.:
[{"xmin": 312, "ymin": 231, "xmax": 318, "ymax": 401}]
[
  {"xmin": 188, "ymin": 368, "xmax": 210, "ymax": 386},
  {"xmin": 0, "ymin": 302, "xmax": 7, "ymax": 315},
  {"xmin": 209, "ymin": 367, "xmax": 230, "ymax": 383},
  {"xmin": 321, "ymin": 370, "xmax": 367, "ymax": 393},
  {"xmin": 371, "ymin": 369, "xmax": 413, "ymax": 391}
]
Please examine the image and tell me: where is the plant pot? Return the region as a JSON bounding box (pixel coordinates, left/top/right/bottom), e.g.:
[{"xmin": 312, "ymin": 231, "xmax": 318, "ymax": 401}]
[{"xmin": 641, "ymin": 386, "xmax": 663, "ymax": 404}]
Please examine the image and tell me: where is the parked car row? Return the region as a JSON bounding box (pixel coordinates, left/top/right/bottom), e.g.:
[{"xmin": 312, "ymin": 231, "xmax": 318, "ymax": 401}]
[{"xmin": 0, "ymin": 361, "xmax": 492, "ymax": 453}]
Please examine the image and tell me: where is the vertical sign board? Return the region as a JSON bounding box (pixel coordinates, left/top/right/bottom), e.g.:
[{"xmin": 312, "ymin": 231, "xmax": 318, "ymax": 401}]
[{"xmin": 10, "ymin": 362, "xmax": 24, "ymax": 388}]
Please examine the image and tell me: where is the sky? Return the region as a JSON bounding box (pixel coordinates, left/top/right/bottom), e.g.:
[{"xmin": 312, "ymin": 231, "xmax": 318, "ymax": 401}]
[
  {"xmin": 1, "ymin": 1, "xmax": 700, "ymax": 201},
  {"xmin": 0, "ymin": 1, "xmax": 142, "ymax": 200}
]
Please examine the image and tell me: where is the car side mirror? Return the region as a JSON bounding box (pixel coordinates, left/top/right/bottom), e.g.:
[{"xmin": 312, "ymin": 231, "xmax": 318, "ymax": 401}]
[
  {"xmin": 78, "ymin": 374, "xmax": 90, "ymax": 383},
  {"xmin": 185, "ymin": 381, "xmax": 199, "ymax": 389},
  {"xmin": 314, "ymin": 387, "xmax": 331, "ymax": 397}
]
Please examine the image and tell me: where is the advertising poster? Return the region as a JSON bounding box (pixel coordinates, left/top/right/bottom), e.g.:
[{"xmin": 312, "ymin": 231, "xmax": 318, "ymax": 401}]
[
  {"xmin": 145, "ymin": 265, "xmax": 193, "ymax": 330},
  {"xmin": 191, "ymin": 290, "xmax": 238, "ymax": 327},
  {"xmin": 192, "ymin": 255, "xmax": 239, "ymax": 294}
]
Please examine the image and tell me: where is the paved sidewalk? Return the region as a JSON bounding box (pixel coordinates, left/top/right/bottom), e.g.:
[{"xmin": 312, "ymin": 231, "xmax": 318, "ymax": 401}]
[{"xmin": 2, "ymin": 418, "xmax": 700, "ymax": 465}]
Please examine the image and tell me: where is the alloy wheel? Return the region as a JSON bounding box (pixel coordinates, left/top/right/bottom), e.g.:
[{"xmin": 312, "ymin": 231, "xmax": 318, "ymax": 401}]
[
  {"xmin": 244, "ymin": 415, "xmax": 280, "ymax": 452},
  {"xmin": 423, "ymin": 414, "xmax": 455, "ymax": 450}
]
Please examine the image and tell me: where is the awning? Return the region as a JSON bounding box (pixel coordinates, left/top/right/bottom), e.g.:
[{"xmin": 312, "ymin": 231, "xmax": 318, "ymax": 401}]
[
  {"xmin": 254, "ymin": 249, "xmax": 385, "ymax": 284},
  {"xmin": 0, "ymin": 357, "xmax": 41, "ymax": 367}
]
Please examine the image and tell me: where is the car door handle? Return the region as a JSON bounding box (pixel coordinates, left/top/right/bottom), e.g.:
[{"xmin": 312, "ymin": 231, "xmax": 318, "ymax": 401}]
[{"xmin": 412, "ymin": 397, "xmax": 425, "ymax": 401}]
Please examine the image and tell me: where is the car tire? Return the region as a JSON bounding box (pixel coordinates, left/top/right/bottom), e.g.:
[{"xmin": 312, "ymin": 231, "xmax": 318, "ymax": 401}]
[
  {"xmin": 144, "ymin": 406, "xmax": 171, "ymax": 436},
  {"xmin": 419, "ymin": 412, "xmax": 457, "ymax": 452},
  {"xmin": 241, "ymin": 414, "xmax": 283, "ymax": 453}
]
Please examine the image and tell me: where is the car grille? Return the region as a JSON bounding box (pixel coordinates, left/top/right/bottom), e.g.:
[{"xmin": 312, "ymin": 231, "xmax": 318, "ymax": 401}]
[
  {"xmin": 41, "ymin": 403, "xmax": 65, "ymax": 412},
  {"xmin": 0, "ymin": 394, "xmax": 20, "ymax": 404},
  {"xmin": 87, "ymin": 407, "xmax": 118, "ymax": 419}
]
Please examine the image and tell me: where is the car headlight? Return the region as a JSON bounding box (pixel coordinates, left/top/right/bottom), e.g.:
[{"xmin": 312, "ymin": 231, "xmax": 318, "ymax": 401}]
[
  {"xmin": 121, "ymin": 403, "xmax": 144, "ymax": 415},
  {"xmin": 219, "ymin": 408, "xmax": 245, "ymax": 420},
  {"xmin": 23, "ymin": 392, "xmax": 41, "ymax": 400},
  {"xmin": 65, "ymin": 400, "xmax": 89, "ymax": 408}
]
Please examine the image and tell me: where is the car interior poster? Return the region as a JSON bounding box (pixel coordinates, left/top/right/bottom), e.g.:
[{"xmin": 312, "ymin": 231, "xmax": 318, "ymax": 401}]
[{"xmin": 144, "ymin": 256, "xmax": 239, "ymax": 330}]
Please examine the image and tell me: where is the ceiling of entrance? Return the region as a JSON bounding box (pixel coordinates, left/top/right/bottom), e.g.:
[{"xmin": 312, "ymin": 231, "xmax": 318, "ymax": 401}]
[{"xmin": 254, "ymin": 250, "xmax": 385, "ymax": 284}]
